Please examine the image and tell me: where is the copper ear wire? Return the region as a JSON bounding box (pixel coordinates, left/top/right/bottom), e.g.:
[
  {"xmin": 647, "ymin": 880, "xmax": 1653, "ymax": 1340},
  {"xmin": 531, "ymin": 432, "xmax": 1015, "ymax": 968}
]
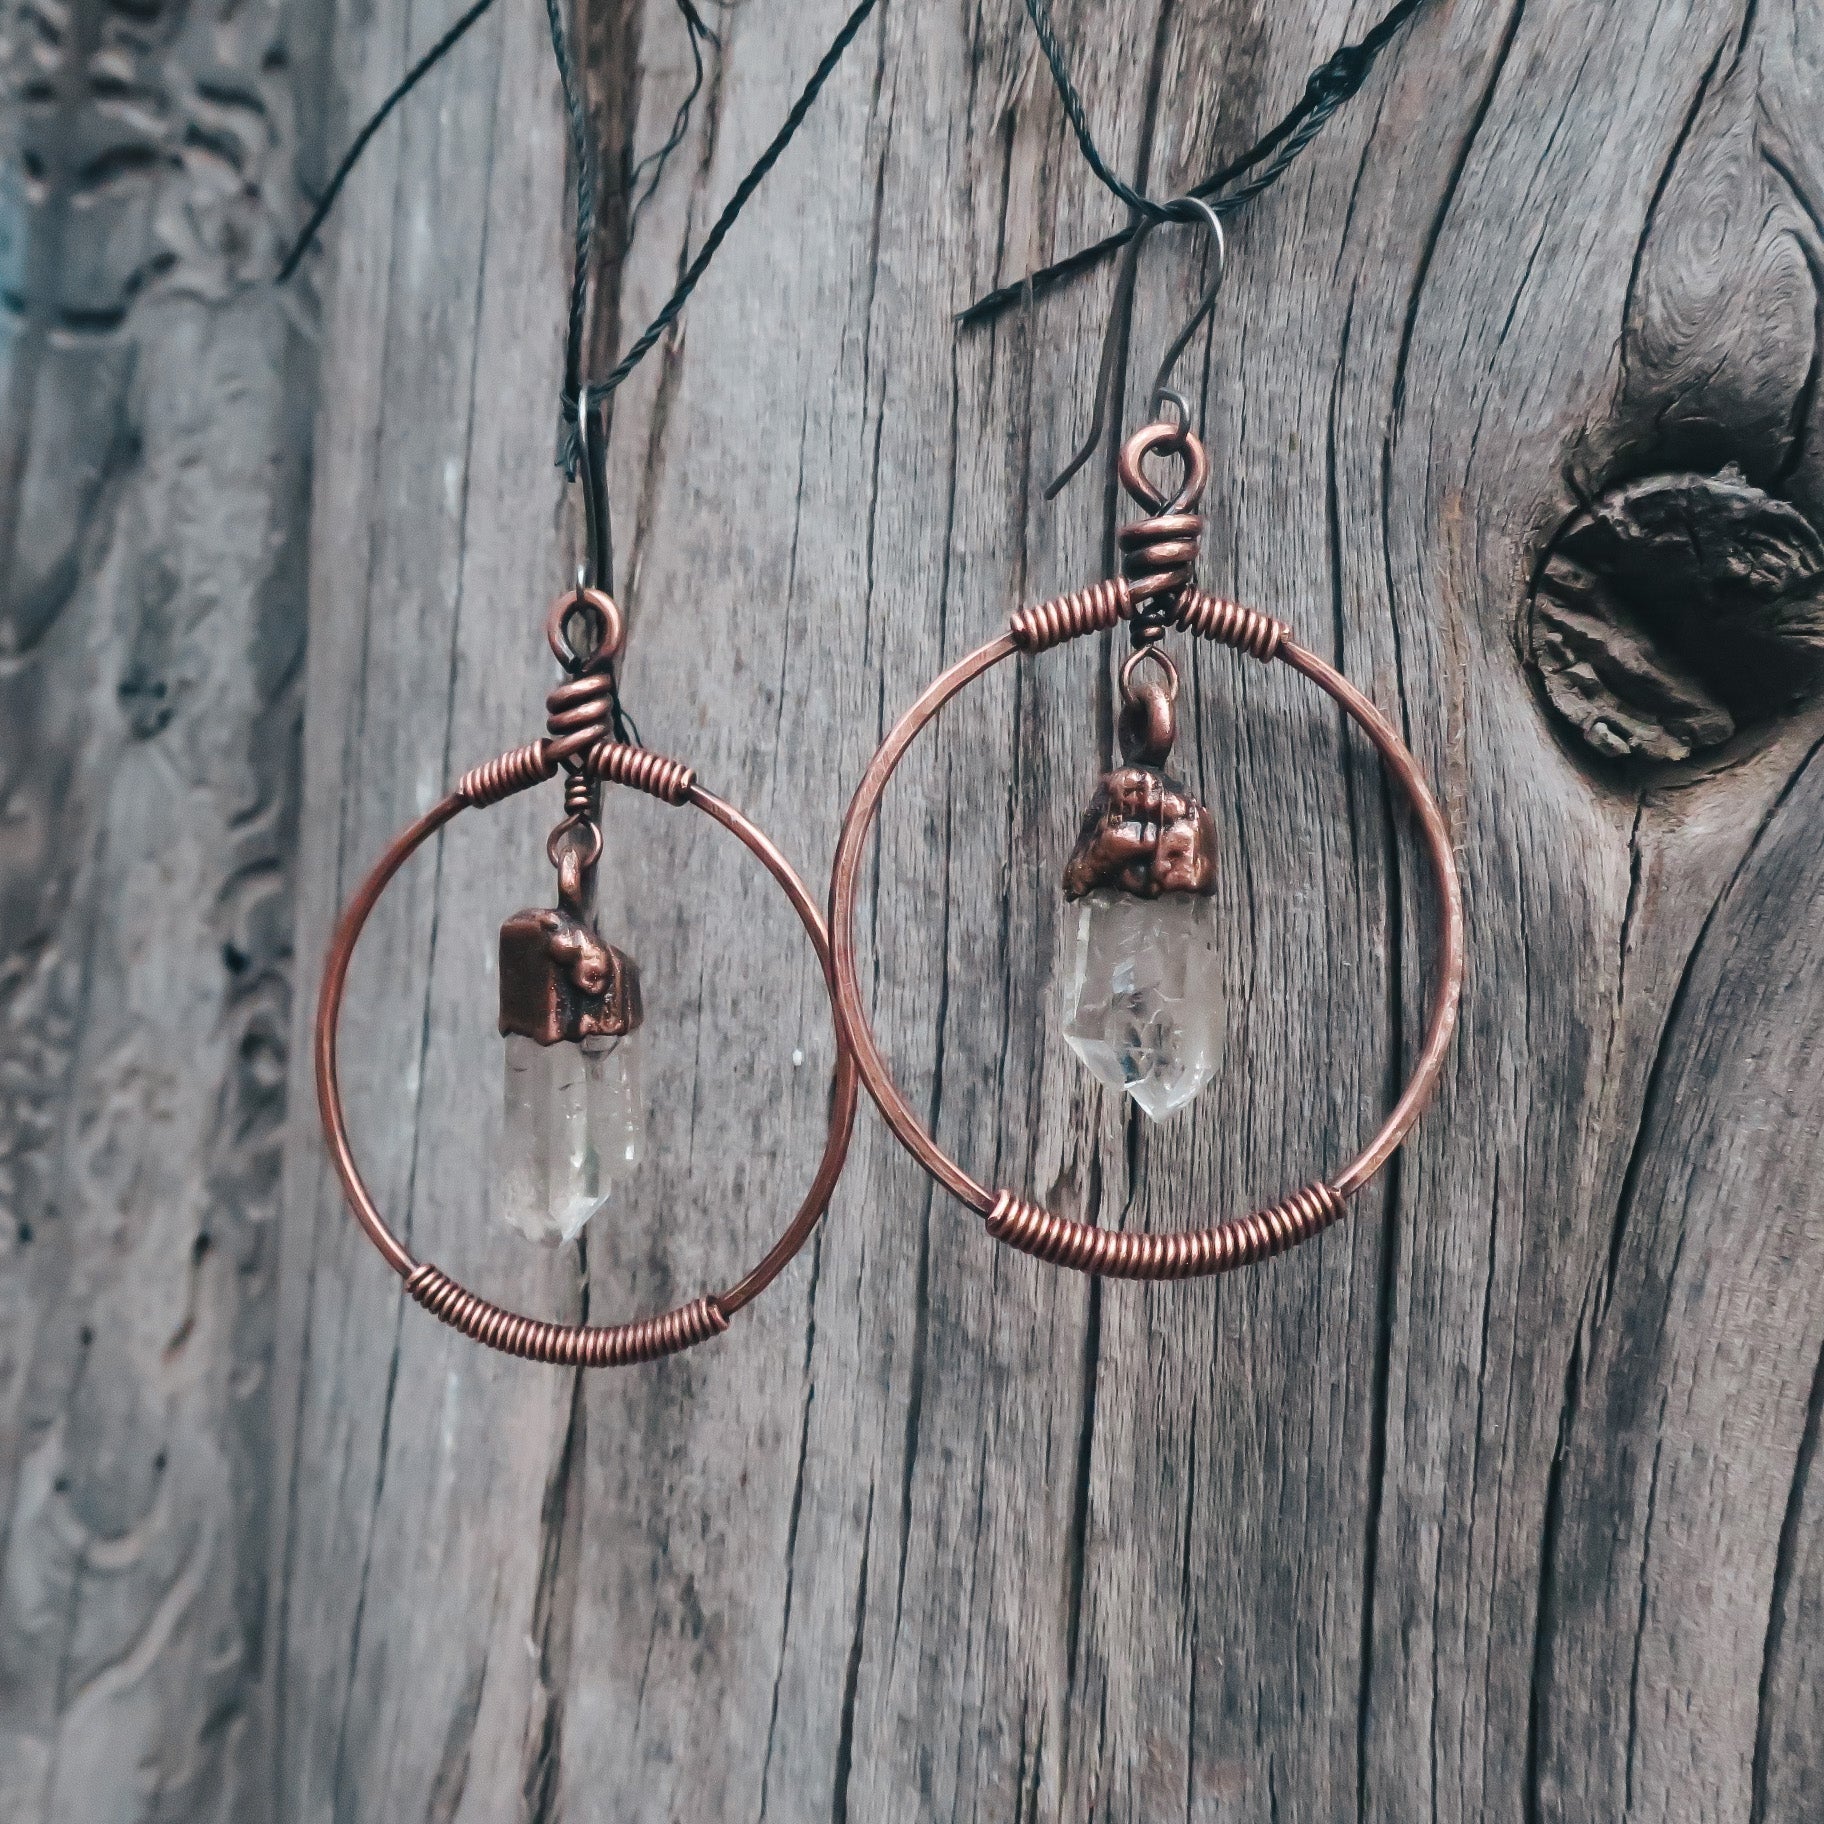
[{"xmin": 827, "ymin": 420, "xmax": 1464, "ymax": 1280}]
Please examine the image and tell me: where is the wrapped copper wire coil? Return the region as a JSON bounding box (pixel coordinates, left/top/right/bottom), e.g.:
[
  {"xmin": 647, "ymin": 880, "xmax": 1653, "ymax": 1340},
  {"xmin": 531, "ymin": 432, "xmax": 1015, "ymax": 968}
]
[
  {"xmin": 545, "ymin": 669, "xmax": 616, "ymax": 765},
  {"xmin": 1116, "ymin": 417, "xmax": 1210, "ymax": 635},
  {"xmin": 1117, "ymin": 512, "xmax": 1203, "ymax": 615},
  {"xmin": 1177, "ymin": 588, "xmax": 1286, "ymax": 661},
  {"xmin": 588, "ymin": 739, "xmax": 695, "ymax": 805},
  {"xmin": 984, "ymin": 1183, "xmax": 1344, "ymax": 1280},
  {"xmin": 458, "ymin": 740, "xmax": 556, "ymax": 807},
  {"xmin": 406, "ymin": 1265, "xmax": 727, "ymax": 1365},
  {"xmin": 563, "ymin": 770, "xmax": 594, "ymax": 818},
  {"xmin": 1009, "ymin": 578, "xmax": 1132, "ymax": 652}
]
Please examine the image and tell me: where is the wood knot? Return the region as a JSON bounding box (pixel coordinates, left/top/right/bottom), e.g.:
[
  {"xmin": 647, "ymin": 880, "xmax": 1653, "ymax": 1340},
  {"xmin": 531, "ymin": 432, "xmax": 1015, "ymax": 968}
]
[{"xmin": 1526, "ymin": 466, "xmax": 1824, "ymax": 765}]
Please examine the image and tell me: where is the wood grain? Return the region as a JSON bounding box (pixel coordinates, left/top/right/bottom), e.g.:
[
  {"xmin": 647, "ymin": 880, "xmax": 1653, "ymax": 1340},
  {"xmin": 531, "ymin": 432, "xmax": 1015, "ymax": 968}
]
[
  {"xmin": 0, "ymin": 0, "xmax": 314, "ymax": 1809},
  {"xmin": 83, "ymin": 0, "xmax": 1824, "ymax": 1817}
]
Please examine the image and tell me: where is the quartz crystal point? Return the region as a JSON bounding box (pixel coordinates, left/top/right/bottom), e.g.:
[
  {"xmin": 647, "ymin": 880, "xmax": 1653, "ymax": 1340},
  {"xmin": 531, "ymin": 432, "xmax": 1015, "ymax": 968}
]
[
  {"xmin": 1063, "ymin": 890, "xmax": 1220, "ymax": 1119},
  {"xmin": 500, "ymin": 1030, "xmax": 644, "ymax": 1245}
]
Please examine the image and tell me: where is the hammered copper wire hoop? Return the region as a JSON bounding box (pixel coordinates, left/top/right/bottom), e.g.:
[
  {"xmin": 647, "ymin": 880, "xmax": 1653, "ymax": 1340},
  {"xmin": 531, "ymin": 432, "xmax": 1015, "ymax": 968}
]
[
  {"xmin": 828, "ymin": 587, "xmax": 1465, "ymax": 1282},
  {"xmin": 316, "ymin": 740, "xmax": 858, "ymax": 1365}
]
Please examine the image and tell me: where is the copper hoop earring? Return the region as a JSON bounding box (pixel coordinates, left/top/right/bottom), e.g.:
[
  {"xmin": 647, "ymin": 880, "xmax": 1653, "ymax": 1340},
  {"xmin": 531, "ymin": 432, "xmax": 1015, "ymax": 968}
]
[
  {"xmin": 828, "ymin": 421, "xmax": 1463, "ymax": 1281},
  {"xmin": 316, "ymin": 591, "xmax": 858, "ymax": 1366}
]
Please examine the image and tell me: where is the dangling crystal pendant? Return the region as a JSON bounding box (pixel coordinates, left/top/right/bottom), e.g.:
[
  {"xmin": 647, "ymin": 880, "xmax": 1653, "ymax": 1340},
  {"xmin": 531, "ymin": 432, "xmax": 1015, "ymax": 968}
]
[
  {"xmin": 1059, "ymin": 651, "xmax": 1221, "ymax": 1121},
  {"xmin": 496, "ymin": 891, "xmax": 644, "ymax": 1245}
]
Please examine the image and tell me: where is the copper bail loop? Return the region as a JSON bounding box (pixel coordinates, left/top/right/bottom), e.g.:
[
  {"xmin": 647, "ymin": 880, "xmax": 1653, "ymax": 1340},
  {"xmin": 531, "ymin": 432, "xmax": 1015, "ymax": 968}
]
[
  {"xmin": 1117, "ymin": 421, "xmax": 1209, "ymax": 643},
  {"xmin": 544, "ymin": 590, "xmax": 624, "ymax": 761},
  {"xmin": 546, "ymin": 805, "xmax": 604, "ymax": 876},
  {"xmin": 554, "ymin": 843, "xmax": 588, "ymax": 913},
  {"xmin": 1119, "ymin": 642, "xmax": 1180, "ymax": 702},
  {"xmin": 1117, "ymin": 647, "xmax": 1180, "ymax": 766}
]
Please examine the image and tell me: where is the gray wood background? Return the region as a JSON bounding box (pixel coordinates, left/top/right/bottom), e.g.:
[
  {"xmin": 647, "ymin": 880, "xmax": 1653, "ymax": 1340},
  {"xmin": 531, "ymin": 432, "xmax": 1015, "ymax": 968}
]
[
  {"xmin": 4, "ymin": 0, "xmax": 1822, "ymax": 1818},
  {"xmin": 0, "ymin": 0, "xmax": 313, "ymax": 1807}
]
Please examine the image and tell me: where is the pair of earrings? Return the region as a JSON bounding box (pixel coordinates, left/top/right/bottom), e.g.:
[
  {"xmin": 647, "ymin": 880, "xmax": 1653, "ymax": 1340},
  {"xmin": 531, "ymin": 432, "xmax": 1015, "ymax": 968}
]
[{"xmin": 315, "ymin": 211, "xmax": 1463, "ymax": 1367}]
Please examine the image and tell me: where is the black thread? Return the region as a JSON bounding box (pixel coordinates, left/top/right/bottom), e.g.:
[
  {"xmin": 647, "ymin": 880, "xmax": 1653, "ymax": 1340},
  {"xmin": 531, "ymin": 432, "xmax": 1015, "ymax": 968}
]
[
  {"xmin": 1019, "ymin": 0, "xmax": 1160, "ymax": 222},
  {"xmin": 628, "ymin": 0, "xmax": 718, "ymax": 233},
  {"xmin": 546, "ymin": 0, "xmax": 885, "ymax": 724},
  {"xmin": 282, "ymin": 0, "xmax": 879, "ymax": 743},
  {"xmin": 275, "ymin": 0, "xmax": 505, "ymax": 285},
  {"xmin": 959, "ymin": 0, "xmax": 1430, "ymax": 327},
  {"xmin": 273, "ymin": 0, "xmax": 722, "ymax": 324},
  {"xmin": 548, "ymin": 0, "xmax": 881, "ymax": 729},
  {"xmin": 545, "ymin": 0, "xmax": 597, "ymax": 426},
  {"xmin": 557, "ymin": 0, "xmax": 886, "ymax": 454}
]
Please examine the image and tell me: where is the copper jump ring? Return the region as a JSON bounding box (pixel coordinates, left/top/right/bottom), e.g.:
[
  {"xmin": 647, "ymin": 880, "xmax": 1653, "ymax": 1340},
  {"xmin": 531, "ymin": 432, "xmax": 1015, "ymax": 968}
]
[
  {"xmin": 546, "ymin": 586, "xmax": 624, "ymax": 671},
  {"xmin": 545, "ymin": 815, "xmax": 604, "ymax": 873},
  {"xmin": 827, "ymin": 596, "xmax": 1464, "ymax": 1282},
  {"xmin": 1119, "ymin": 644, "xmax": 1179, "ymax": 703},
  {"xmin": 315, "ymin": 745, "xmax": 858, "ymax": 1365}
]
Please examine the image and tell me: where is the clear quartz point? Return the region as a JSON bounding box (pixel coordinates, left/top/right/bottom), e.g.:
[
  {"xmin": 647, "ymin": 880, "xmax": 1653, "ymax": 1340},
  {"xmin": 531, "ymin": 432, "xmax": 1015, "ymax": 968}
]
[
  {"xmin": 1062, "ymin": 889, "xmax": 1220, "ymax": 1120},
  {"xmin": 499, "ymin": 1030, "xmax": 644, "ymax": 1245}
]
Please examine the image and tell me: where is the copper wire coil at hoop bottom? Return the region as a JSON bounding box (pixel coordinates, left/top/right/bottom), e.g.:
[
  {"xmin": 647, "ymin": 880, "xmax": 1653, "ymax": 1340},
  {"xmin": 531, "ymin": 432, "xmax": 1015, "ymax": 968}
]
[
  {"xmin": 314, "ymin": 753, "xmax": 857, "ymax": 1366},
  {"xmin": 827, "ymin": 591, "xmax": 1465, "ymax": 1281},
  {"xmin": 986, "ymin": 1183, "xmax": 1345, "ymax": 1279},
  {"xmin": 405, "ymin": 1265, "xmax": 727, "ymax": 1365}
]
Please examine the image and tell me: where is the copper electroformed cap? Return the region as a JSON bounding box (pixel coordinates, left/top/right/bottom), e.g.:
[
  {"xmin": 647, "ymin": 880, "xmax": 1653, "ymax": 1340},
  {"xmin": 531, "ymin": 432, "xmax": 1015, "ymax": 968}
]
[
  {"xmin": 826, "ymin": 576, "xmax": 1464, "ymax": 1279},
  {"xmin": 315, "ymin": 735, "xmax": 858, "ymax": 1366},
  {"xmin": 1063, "ymin": 654, "xmax": 1217, "ymax": 899}
]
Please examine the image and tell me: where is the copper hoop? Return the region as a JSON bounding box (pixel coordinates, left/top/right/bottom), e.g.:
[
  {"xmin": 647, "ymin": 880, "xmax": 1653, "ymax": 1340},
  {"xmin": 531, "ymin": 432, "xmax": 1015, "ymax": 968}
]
[
  {"xmin": 315, "ymin": 753, "xmax": 858, "ymax": 1364},
  {"xmin": 827, "ymin": 603, "xmax": 1464, "ymax": 1281}
]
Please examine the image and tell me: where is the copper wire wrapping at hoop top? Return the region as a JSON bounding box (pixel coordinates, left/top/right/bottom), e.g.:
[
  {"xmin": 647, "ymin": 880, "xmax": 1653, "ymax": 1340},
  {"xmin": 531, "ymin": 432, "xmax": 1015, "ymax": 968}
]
[
  {"xmin": 1117, "ymin": 420, "xmax": 1210, "ymax": 629},
  {"xmin": 1007, "ymin": 577, "xmax": 1286, "ymax": 664},
  {"xmin": 457, "ymin": 741, "xmax": 556, "ymax": 808},
  {"xmin": 315, "ymin": 744, "xmax": 856, "ymax": 1366},
  {"xmin": 1178, "ymin": 587, "xmax": 1284, "ymax": 661},
  {"xmin": 1009, "ymin": 578, "xmax": 1132, "ymax": 652},
  {"xmin": 827, "ymin": 593, "xmax": 1464, "ymax": 1281},
  {"xmin": 587, "ymin": 738, "xmax": 695, "ymax": 804},
  {"xmin": 455, "ymin": 738, "xmax": 695, "ymax": 812}
]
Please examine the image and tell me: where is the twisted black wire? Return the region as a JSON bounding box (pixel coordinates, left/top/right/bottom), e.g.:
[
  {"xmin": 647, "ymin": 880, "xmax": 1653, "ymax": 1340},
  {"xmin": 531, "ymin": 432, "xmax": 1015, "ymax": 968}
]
[
  {"xmin": 960, "ymin": 0, "xmax": 1430, "ymax": 327},
  {"xmin": 545, "ymin": 0, "xmax": 598, "ymax": 439},
  {"xmin": 1020, "ymin": 0, "xmax": 1159, "ymax": 221},
  {"xmin": 562, "ymin": 0, "xmax": 885, "ymax": 434},
  {"xmin": 628, "ymin": 0, "xmax": 719, "ymax": 231},
  {"xmin": 275, "ymin": 0, "xmax": 505, "ymax": 284},
  {"xmin": 281, "ymin": 0, "xmax": 878, "ymax": 749}
]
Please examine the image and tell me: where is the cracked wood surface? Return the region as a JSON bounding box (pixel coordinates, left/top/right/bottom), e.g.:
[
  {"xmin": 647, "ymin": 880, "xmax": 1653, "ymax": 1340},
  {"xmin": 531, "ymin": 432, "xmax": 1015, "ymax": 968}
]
[{"xmin": 270, "ymin": 1, "xmax": 1824, "ymax": 1820}]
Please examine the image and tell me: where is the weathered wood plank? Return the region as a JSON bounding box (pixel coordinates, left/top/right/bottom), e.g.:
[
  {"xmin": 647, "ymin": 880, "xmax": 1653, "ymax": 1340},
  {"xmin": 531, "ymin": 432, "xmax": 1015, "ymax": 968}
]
[
  {"xmin": 269, "ymin": 0, "xmax": 1824, "ymax": 1820},
  {"xmin": 0, "ymin": 0, "xmax": 315, "ymax": 1809},
  {"xmin": 262, "ymin": 0, "xmax": 590, "ymax": 1816}
]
